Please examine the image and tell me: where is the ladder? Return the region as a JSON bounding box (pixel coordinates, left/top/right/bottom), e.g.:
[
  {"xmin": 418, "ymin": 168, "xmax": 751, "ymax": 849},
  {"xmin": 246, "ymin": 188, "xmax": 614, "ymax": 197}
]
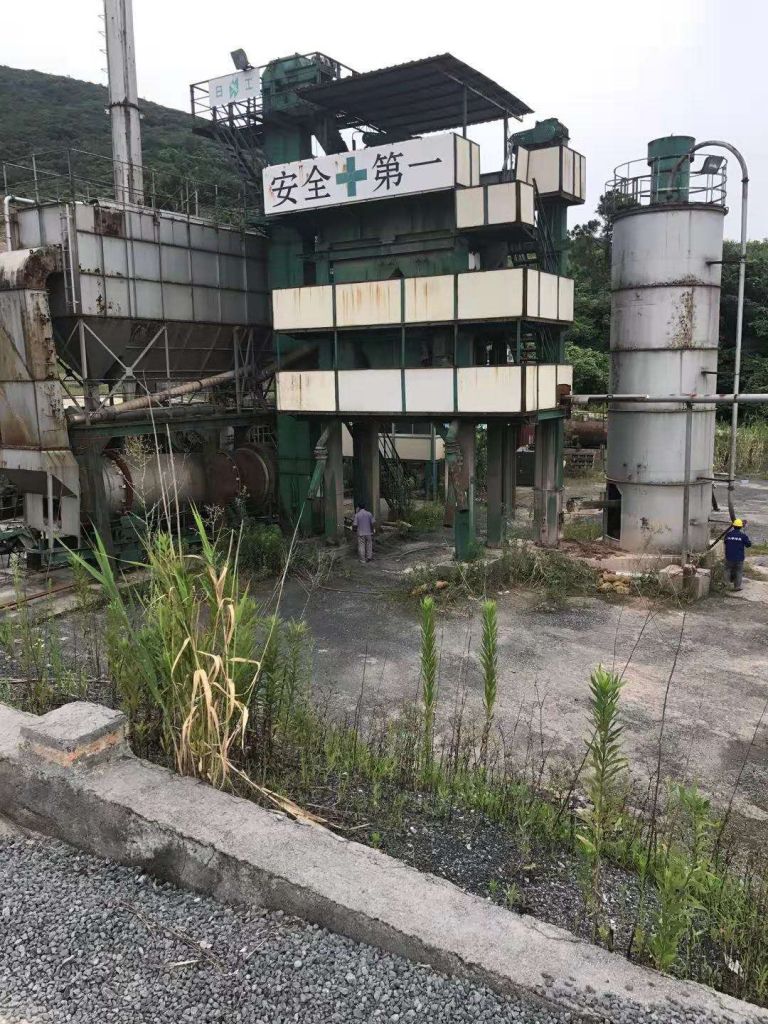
[{"xmin": 378, "ymin": 430, "xmax": 411, "ymax": 519}]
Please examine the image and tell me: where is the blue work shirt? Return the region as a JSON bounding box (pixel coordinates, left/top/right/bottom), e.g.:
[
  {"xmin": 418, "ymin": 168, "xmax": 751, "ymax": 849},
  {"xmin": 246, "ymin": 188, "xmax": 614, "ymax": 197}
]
[
  {"xmin": 353, "ymin": 508, "xmax": 375, "ymax": 537},
  {"xmin": 724, "ymin": 528, "xmax": 752, "ymax": 563}
]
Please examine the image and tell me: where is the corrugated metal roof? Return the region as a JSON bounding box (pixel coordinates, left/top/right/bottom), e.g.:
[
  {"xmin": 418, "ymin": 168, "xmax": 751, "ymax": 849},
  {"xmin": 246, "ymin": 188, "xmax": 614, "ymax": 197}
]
[{"xmin": 298, "ymin": 54, "xmax": 532, "ymax": 136}]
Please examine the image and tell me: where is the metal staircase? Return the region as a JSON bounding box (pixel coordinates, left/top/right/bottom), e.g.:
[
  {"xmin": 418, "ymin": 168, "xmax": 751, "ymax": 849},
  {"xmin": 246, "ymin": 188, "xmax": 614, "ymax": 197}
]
[
  {"xmin": 507, "ymin": 183, "xmax": 559, "ymax": 274},
  {"xmin": 205, "ymin": 121, "xmax": 268, "ymax": 216},
  {"xmin": 378, "ymin": 430, "xmax": 411, "ymax": 519}
]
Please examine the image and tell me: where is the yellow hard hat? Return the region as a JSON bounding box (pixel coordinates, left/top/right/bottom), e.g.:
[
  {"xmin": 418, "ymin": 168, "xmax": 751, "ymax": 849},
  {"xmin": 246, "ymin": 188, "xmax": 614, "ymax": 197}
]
[{"xmin": 733, "ymin": 518, "xmax": 743, "ymax": 528}]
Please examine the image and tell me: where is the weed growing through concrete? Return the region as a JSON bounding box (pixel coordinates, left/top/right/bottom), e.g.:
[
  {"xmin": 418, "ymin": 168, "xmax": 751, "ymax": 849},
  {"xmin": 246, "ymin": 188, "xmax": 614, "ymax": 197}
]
[
  {"xmin": 576, "ymin": 667, "xmax": 627, "ymax": 940},
  {"xmin": 479, "ymin": 600, "xmax": 498, "ymax": 765},
  {"xmin": 419, "ymin": 596, "xmax": 438, "ymax": 770},
  {"xmin": 406, "ymin": 542, "xmax": 597, "ymax": 606}
]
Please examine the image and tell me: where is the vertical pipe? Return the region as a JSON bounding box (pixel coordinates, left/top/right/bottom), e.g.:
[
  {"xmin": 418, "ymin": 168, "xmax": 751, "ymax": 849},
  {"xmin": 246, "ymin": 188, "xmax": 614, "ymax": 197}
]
[
  {"xmin": 462, "ymin": 86, "xmax": 467, "ymax": 138},
  {"xmin": 233, "ymin": 329, "xmax": 242, "ymax": 412},
  {"xmin": 728, "ymin": 169, "xmax": 749, "ymax": 520},
  {"xmin": 46, "ymin": 471, "xmax": 54, "ymax": 552},
  {"xmin": 430, "ymin": 424, "xmax": 437, "ymax": 501},
  {"xmin": 681, "ymin": 402, "xmax": 693, "ymax": 566}
]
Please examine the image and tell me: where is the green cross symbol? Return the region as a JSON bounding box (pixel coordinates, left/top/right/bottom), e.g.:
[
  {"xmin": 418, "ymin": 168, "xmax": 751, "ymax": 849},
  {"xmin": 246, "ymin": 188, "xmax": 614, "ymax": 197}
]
[{"xmin": 336, "ymin": 157, "xmax": 368, "ymax": 197}]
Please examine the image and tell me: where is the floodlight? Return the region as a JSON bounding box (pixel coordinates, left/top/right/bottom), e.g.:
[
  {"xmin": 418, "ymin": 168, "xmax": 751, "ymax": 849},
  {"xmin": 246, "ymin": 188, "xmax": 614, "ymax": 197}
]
[
  {"xmin": 231, "ymin": 49, "xmax": 252, "ymax": 72},
  {"xmin": 700, "ymin": 155, "xmax": 725, "ymax": 175}
]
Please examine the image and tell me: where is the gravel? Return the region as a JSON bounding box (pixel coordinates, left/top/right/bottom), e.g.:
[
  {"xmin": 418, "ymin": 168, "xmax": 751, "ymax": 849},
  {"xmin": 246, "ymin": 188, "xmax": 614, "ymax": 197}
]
[
  {"xmin": 1, "ymin": 834, "xmax": 765, "ymax": 1024},
  {"xmin": 375, "ymin": 801, "xmax": 655, "ymax": 952}
]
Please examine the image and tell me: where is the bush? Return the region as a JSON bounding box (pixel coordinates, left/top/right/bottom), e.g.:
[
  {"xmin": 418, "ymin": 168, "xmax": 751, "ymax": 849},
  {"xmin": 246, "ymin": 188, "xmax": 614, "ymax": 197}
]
[
  {"xmin": 236, "ymin": 522, "xmax": 285, "ymax": 578},
  {"xmin": 714, "ymin": 423, "xmax": 768, "ymax": 476},
  {"xmin": 407, "ymin": 502, "xmax": 446, "ymax": 532}
]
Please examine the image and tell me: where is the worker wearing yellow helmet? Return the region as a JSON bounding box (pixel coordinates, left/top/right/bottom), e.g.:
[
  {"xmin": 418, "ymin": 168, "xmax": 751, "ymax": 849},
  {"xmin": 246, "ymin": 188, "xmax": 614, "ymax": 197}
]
[{"xmin": 723, "ymin": 518, "xmax": 752, "ymax": 592}]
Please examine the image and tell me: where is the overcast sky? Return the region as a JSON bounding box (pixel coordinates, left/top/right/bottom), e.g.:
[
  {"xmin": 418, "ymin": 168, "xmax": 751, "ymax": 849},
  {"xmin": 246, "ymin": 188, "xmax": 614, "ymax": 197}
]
[{"xmin": 3, "ymin": 0, "xmax": 767, "ymax": 238}]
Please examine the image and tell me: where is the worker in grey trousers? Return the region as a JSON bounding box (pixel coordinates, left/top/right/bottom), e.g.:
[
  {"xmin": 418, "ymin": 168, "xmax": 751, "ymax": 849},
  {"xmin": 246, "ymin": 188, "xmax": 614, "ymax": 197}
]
[{"xmin": 352, "ymin": 504, "xmax": 375, "ymax": 564}]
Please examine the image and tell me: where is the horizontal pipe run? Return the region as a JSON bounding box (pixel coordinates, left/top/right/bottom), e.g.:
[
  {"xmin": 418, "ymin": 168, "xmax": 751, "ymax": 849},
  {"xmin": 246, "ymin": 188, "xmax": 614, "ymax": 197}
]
[
  {"xmin": 572, "ymin": 393, "xmax": 768, "ymax": 405},
  {"xmin": 66, "ymin": 367, "xmax": 249, "ymax": 425}
]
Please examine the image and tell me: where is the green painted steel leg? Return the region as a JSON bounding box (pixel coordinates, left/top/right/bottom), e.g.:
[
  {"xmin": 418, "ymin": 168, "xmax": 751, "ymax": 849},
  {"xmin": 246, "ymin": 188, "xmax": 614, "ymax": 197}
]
[
  {"xmin": 453, "ymin": 421, "xmax": 476, "ymax": 560},
  {"xmin": 352, "ymin": 421, "xmax": 380, "ymax": 519},
  {"xmin": 323, "ymin": 420, "xmax": 345, "ymax": 542},
  {"xmin": 486, "ymin": 420, "xmax": 504, "ymax": 547},
  {"xmin": 533, "ymin": 417, "xmax": 563, "ymax": 547}
]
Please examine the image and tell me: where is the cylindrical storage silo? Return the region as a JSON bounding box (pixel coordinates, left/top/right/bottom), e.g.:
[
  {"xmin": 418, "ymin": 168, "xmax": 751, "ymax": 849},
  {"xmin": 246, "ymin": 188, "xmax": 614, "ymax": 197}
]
[{"xmin": 607, "ymin": 189, "xmax": 725, "ymax": 553}]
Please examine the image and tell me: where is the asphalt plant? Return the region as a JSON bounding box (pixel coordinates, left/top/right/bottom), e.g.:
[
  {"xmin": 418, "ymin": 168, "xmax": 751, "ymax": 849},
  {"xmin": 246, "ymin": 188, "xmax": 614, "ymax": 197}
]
[
  {"xmin": 479, "ymin": 599, "xmax": 498, "ymax": 765},
  {"xmin": 419, "ymin": 596, "xmax": 438, "ymax": 769},
  {"xmin": 577, "ymin": 666, "xmax": 627, "ymax": 936}
]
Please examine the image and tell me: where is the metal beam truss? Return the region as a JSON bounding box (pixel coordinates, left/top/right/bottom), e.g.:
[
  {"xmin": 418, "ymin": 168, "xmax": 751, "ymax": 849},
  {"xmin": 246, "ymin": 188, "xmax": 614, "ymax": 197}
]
[{"xmin": 54, "ymin": 318, "xmax": 273, "ymax": 426}]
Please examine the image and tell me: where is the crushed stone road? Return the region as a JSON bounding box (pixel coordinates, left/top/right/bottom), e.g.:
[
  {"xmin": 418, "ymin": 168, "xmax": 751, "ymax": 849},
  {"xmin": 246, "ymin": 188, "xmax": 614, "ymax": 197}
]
[{"xmin": 1, "ymin": 834, "xmax": 764, "ymax": 1024}]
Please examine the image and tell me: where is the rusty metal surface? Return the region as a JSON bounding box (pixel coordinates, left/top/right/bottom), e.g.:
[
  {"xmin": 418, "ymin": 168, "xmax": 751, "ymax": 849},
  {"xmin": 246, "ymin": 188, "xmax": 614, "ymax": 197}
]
[{"xmin": 0, "ymin": 247, "xmax": 60, "ymax": 292}]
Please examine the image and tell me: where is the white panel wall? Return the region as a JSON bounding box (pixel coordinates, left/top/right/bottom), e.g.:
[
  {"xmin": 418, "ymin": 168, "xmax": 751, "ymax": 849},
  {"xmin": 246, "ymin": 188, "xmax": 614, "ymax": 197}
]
[
  {"xmin": 558, "ymin": 277, "xmax": 575, "ymax": 321},
  {"xmin": 525, "ymin": 365, "xmax": 539, "ymax": 411},
  {"xmin": 338, "ymin": 369, "xmax": 401, "ymax": 412},
  {"xmin": 526, "ymin": 270, "xmax": 540, "ymax": 318},
  {"xmin": 456, "ymin": 187, "xmax": 484, "ymax": 229},
  {"xmin": 458, "ymin": 268, "xmax": 523, "ymax": 320},
  {"xmin": 455, "ymin": 137, "xmax": 472, "ymax": 187},
  {"xmin": 457, "ymin": 366, "xmax": 522, "ymax": 413},
  {"xmin": 470, "ymin": 141, "xmax": 481, "ymax": 186},
  {"xmin": 273, "ymin": 285, "xmax": 333, "ymax": 331},
  {"xmin": 487, "ymin": 183, "xmax": 518, "ymax": 225},
  {"xmin": 404, "ymin": 276, "xmax": 454, "ymax": 323},
  {"xmin": 518, "ymin": 183, "xmax": 535, "ymax": 226},
  {"xmin": 336, "ymin": 280, "xmax": 400, "ymax": 327},
  {"xmin": 394, "ymin": 435, "xmax": 446, "ymax": 461},
  {"xmin": 271, "ymin": 268, "xmax": 572, "ymax": 329},
  {"xmin": 404, "ymin": 368, "xmax": 454, "ymax": 413},
  {"xmin": 526, "ymin": 148, "xmax": 561, "ymax": 194},
  {"xmin": 539, "ymin": 273, "xmax": 559, "ymax": 320},
  {"xmin": 276, "ymin": 370, "xmax": 336, "ymax": 412},
  {"xmin": 556, "ymin": 364, "xmax": 574, "ymax": 389},
  {"xmin": 537, "ymin": 364, "xmax": 558, "ymax": 409}
]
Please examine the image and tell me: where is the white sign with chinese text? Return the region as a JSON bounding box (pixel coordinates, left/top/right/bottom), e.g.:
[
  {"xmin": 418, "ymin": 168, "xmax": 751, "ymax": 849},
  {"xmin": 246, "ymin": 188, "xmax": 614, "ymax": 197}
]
[
  {"xmin": 208, "ymin": 69, "xmax": 261, "ymax": 108},
  {"xmin": 263, "ymin": 134, "xmax": 469, "ymax": 216}
]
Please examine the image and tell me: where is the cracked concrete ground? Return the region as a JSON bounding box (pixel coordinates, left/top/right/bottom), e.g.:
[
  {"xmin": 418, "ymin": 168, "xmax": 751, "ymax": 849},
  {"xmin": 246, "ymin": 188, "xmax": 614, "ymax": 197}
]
[{"xmin": 257, "ymin": 479, "xmax": 768, "ymax": 835}]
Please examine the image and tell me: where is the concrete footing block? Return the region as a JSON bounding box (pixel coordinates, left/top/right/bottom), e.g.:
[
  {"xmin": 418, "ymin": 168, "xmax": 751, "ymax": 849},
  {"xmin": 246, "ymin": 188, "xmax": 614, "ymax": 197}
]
[
  {"xmin": 20, "ymin": 701, "xmax": 128, "ymax": 768},
  {"xmin": 0, "ymin": 700, "xmax": 765, "ymax": 1024}
]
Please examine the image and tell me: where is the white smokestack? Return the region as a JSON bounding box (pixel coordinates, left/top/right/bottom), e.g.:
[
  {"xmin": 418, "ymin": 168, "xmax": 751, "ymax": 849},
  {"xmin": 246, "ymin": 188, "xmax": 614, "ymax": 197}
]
[{"xmin": 104, "ymin": 0, "xmax": 144, "ymax": 204}]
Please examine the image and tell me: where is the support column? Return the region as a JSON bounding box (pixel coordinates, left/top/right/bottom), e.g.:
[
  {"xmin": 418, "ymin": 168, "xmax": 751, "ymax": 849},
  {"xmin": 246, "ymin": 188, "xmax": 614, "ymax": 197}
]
[
  {"xmin": 503, "ymin": 423, "xmax": 518, "ymax": 528},
  {"xmin": 533, "ymin": 417, "xmax": 563, "ymax": 548},
  {"xmin": 74, "ymin": 436, "xmax": 114, "ymax": 555},
  {"xmin": 352, "ymin": 420, "xmax": 380, "ymax": 520},
  {"xmin": 451, "ymin": 421, "xmax": 476, "ymax": 559},
  {"xmin": 486, "ymin": 421, "xmax": 504, "ymax": 547},
  {"xmin": 323, "ymin": 420, "xmax": 345, "ymax": 543}
]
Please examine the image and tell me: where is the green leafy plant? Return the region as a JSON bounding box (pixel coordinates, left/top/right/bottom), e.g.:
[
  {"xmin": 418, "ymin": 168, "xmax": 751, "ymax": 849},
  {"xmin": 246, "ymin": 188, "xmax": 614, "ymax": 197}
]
[
  {"xmin": 577, "ymin": 666, "xmax": 627, "ymax": 935},
  {"xmin": 419, "ymin": 596, "xmax": 438, "ymax": 768},
  {"xmin": 479, "ymin": 599, "xmax": 498, "ymax": 765},
  {"xmin": 69, "ymin": 509, "xmax": 260, "ymax": 788}
]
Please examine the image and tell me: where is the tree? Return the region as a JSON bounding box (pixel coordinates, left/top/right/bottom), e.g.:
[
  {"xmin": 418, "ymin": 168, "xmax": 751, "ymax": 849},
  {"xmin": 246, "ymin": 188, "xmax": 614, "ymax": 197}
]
[{"xmin": 565, "ymin": 342, "xmax": 610, "ymax": 394}]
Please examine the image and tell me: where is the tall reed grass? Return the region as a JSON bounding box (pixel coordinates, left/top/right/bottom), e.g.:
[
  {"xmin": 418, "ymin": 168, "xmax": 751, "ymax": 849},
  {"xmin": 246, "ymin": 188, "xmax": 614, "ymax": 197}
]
[{"xmin": 714, "ymin": 423, "xmax": 768, "ymax": 476}]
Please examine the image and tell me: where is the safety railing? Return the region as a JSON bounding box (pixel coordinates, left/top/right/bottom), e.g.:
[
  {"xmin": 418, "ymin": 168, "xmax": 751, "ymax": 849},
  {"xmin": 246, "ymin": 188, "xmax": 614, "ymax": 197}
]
[
  {"xmin": 605, "ymin": 155, "xmax": 727, "ymax": 209},
  {"xmin": 1, "ymin": 148, "xmax": 259, "ymax": 228},
  {"xmin": 189, "ymin": 52, "xmax": 357, "ymax": 129}
]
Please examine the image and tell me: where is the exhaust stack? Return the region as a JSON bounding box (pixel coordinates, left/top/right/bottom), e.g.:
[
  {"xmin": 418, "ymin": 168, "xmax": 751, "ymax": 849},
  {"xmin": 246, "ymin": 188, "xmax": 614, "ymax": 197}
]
[{"xmin": 104, "ymin": 0, "xmax": 144, "ymax": 204}]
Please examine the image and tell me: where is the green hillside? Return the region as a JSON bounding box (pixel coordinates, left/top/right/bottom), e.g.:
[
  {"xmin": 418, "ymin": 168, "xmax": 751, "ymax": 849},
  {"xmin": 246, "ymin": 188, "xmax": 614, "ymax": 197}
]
[{"xmin": 0, "ymin": 65, "xmax": 241, "ymax": 201}]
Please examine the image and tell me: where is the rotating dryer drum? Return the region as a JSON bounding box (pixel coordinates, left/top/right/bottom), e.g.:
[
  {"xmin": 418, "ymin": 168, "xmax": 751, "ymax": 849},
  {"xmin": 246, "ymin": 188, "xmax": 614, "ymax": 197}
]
[{"xmin": 606, "ymin": 136, "xmax": 726, "ymax": 554}]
